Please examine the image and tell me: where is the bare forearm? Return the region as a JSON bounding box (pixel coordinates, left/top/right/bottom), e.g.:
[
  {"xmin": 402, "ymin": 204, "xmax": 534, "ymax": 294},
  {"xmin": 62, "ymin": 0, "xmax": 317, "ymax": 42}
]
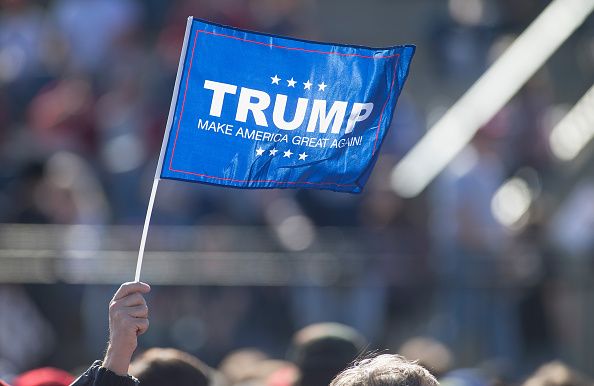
[{"xmin": 103, "ymin": 344, "xmax": 134, "ymax": 376}]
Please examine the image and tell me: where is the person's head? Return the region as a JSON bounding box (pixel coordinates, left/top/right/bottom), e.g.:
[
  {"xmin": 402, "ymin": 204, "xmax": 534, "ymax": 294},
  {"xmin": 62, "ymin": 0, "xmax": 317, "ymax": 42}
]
[
  {"xmin": 288, "ymin": 323, "xmax": 367, "ymax": 386},
  {"xmin": 522, "ymin": 361, "xmax": 593, "ymax": 386},
  {"xmin": 218, "ymin": 349, "xmax": 295, "ymax": 385},
  {"xmin": 218, "ymin": 348, "xmax": 268, "ymax": 384},
  {"xmin": 398, "ymin": 337, "xmax": 453, "ymax": 378},
  {"xmin": 129, "ymin": 348, "xmax": 221, "ymax": 386},
  {"xmin": 330, "ymin": 354, "xmax": 439, "ymax": 386},
  {"xmin": 12, "ymin": 367, "xmax": 74, "ymax": 386}
]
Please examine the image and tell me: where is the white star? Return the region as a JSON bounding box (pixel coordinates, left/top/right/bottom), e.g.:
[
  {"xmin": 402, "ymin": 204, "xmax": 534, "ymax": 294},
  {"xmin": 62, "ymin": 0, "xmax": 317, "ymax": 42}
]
[
  {"xmin": 269, "ymin": 149, "xmax": 278, "ymax": 156},
  {"xmin": 271, "ymin": 75, "xmax": 281, "ymax": 85},
  {"xmin": 303, "ymin": 80, "xmax": 312, "ymax": 90},
  {"xmin": 283, "ymin": 149, "xmax": 293, "ymax": 158},
  {"xmin": 256, "ymin": 147, "xmax": 265, "ymax": 156},
  {"xmin": 298, "ymin": 152, "xmax": 308, "ymax": 161},
  {"xmin": 318, "ymin": 81, "xmax": 327, "ymax": 91},
  {"xmin": 287, "ymin": 77, "xmax": 297, "ymax": 87}
]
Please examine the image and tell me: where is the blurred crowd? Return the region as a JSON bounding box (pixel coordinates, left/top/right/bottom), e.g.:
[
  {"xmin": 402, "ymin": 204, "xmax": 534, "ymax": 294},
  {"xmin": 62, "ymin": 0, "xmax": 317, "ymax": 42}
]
[
  {"xmin": 1, "ymin": 318, "xmax": 593, "ymax": 386},
  {"xmin": 1, "ymin": 0, "xmax": 594, "ymax": 384}
]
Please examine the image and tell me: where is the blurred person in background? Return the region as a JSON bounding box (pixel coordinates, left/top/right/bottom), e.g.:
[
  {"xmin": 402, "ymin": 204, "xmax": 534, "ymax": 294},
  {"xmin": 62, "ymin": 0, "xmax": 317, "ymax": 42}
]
[
  {"xmin": 398, "ymin": 337, "xmax": 454, "ymax": 379},
  {"xmin": 0, "ymin": 0, "xmax": 52, "ymax": 121},
  {"xmin": 438, "ymin": 368, "xmax": 491, "ymax": 386},
  {"xmin": 49, "ymin": 0, "xmax": 142, "ymax": 75},
  {"xmin": 329, "ymin": 354, "xmax": 439, "ymax": 386},
  {"xmin": 0, "ymin": 161, "xmax": 48, "ymax": 223},
  {"xmin": 521, "ymin": 361, "xmax": 593, "ymax": 386},
  {"xmin": 27, "ymin": 76, "xmax": 97, "ymax": 155},
  {"xmin": 429, "ymin": 125, "xmax": 521, "ymax": 367},
  {"xmin": 0, "ymin": 286, "xmax": 55, "ymax": 382},
  {"xmin": 218, "ymin": 348, "xmax": 297, "ymax": 386},
  {"xmin": 544, "ymin": 181, "xmax": 594, "ymax": 366},
  {"xmin": 287, "ymin": 322, "xmax": 367, "ymax": 386},
  {"xmin": 12, "ymin": 367, "xmax": 73, "ymax": 386},
  {"xmin": 288, "ymin": 189, "xmax": 390, "ymax": 344},
  {"xmin": 29, "ymin": 152, "xmax": 109, "ymax": 225},
  {"xmin": 218, "ymin": 348, "xmax": 269, "ymax": 385},
  {"xmin": 129, "ymin": 348, "xmax": 224, "ymax": 386}
]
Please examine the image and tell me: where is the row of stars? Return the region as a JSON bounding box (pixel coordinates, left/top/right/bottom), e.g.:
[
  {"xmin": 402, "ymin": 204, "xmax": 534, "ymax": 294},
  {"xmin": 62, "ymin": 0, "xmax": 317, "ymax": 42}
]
[
  {"xmin": 256, "ymin": 147, "xmax": 309, "ymax": 160},
  {"xmin": 270, "ymin": 75, "xmax": 327, "ymax": 91}
]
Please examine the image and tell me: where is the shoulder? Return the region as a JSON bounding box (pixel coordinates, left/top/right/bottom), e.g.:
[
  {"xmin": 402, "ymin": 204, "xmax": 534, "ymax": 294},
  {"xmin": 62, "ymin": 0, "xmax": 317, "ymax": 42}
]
[{"xmin": 70, "ymin": 361, "xmax": 139, "ymax": 386}]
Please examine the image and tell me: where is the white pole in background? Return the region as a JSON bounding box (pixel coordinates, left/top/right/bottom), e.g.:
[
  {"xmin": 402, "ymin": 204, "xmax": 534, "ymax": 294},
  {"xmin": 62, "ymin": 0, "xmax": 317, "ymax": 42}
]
[
  {"xmin": 134, "ymin": 16, "xmax": 194, "ymax": 282},
  {"xmin": 390, "ymin": 0, "xmax": 594, "ymax": 198}
]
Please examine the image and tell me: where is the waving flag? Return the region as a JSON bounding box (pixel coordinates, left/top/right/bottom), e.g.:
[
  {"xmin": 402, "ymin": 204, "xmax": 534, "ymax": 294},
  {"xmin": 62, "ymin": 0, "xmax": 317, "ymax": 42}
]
[{"xmin": 159, "ymin": 18, "xmax": 415, "ymax": 193}]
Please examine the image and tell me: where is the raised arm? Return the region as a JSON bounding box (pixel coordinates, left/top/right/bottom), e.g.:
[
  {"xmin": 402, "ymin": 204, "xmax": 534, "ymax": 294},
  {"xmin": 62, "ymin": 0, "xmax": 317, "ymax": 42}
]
[{"xmin": 71, "ymin": 282, "xmax": 150, "ymax": 386}]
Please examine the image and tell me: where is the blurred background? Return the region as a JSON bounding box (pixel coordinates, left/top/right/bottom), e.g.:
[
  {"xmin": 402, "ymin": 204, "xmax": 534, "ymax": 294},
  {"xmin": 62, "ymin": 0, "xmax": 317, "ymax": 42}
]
[{"xmin": 0, "ymin": 0, "xmax": 593, "ymax": 384}]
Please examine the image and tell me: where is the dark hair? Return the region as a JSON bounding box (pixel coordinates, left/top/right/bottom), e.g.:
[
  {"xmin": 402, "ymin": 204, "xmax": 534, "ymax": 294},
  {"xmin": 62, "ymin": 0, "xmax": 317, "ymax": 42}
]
[
  {"xmin": 130, "ymin": 348, "xmax": 216, "ymax": 386},
  {"xmin": 289, "ymin": 323, "xmax": 367, "ymax": 386},
  {"xmin": 330, "ymin": 354, "xmax": 439, "ymax": 386}
]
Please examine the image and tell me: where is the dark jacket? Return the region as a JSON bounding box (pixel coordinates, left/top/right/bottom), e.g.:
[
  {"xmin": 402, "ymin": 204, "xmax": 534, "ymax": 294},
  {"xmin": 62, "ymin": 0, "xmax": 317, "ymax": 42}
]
[{"xmin": 70, "ymin": 361, "xmax": 138, "ymax": 386}]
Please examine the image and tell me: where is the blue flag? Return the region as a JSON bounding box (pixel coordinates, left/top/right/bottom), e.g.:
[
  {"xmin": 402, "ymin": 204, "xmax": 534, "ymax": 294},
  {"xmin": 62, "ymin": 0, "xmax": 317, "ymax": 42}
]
[{"xmin": 159, "ymin": 18, "xmax": 415, "ymax": 193}]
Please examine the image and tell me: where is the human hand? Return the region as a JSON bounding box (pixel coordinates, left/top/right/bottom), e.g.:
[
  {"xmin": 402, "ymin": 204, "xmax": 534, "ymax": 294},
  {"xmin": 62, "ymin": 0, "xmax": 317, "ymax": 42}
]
[{"xmin": 103, "ymin": 282, "xmax": 150, "ymax": 376}]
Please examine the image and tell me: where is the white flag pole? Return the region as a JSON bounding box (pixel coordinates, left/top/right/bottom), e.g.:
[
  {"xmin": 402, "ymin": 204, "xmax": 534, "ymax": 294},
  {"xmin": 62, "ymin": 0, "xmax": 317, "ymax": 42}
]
[{"xmin": 134, "ymin": 16, "xmax": 194, "ymax": 282}]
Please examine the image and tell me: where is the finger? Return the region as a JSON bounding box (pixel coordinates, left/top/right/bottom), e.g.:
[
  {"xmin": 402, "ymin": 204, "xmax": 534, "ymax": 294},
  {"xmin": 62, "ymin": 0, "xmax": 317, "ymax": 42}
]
[
  {"xmin": 118, "ymin": 293, "xmax": 147, "ymax": 308},
  {"xmin": 136, "ymin": 319, "xmax": 149, "ymax": 336},
  {"xmin": 112, "ymin": 282, "xmax": 150, "ymax": 301},
  {"xmin": 127, "ymin": 304, "xmax": 149, "ymax": 319}
]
